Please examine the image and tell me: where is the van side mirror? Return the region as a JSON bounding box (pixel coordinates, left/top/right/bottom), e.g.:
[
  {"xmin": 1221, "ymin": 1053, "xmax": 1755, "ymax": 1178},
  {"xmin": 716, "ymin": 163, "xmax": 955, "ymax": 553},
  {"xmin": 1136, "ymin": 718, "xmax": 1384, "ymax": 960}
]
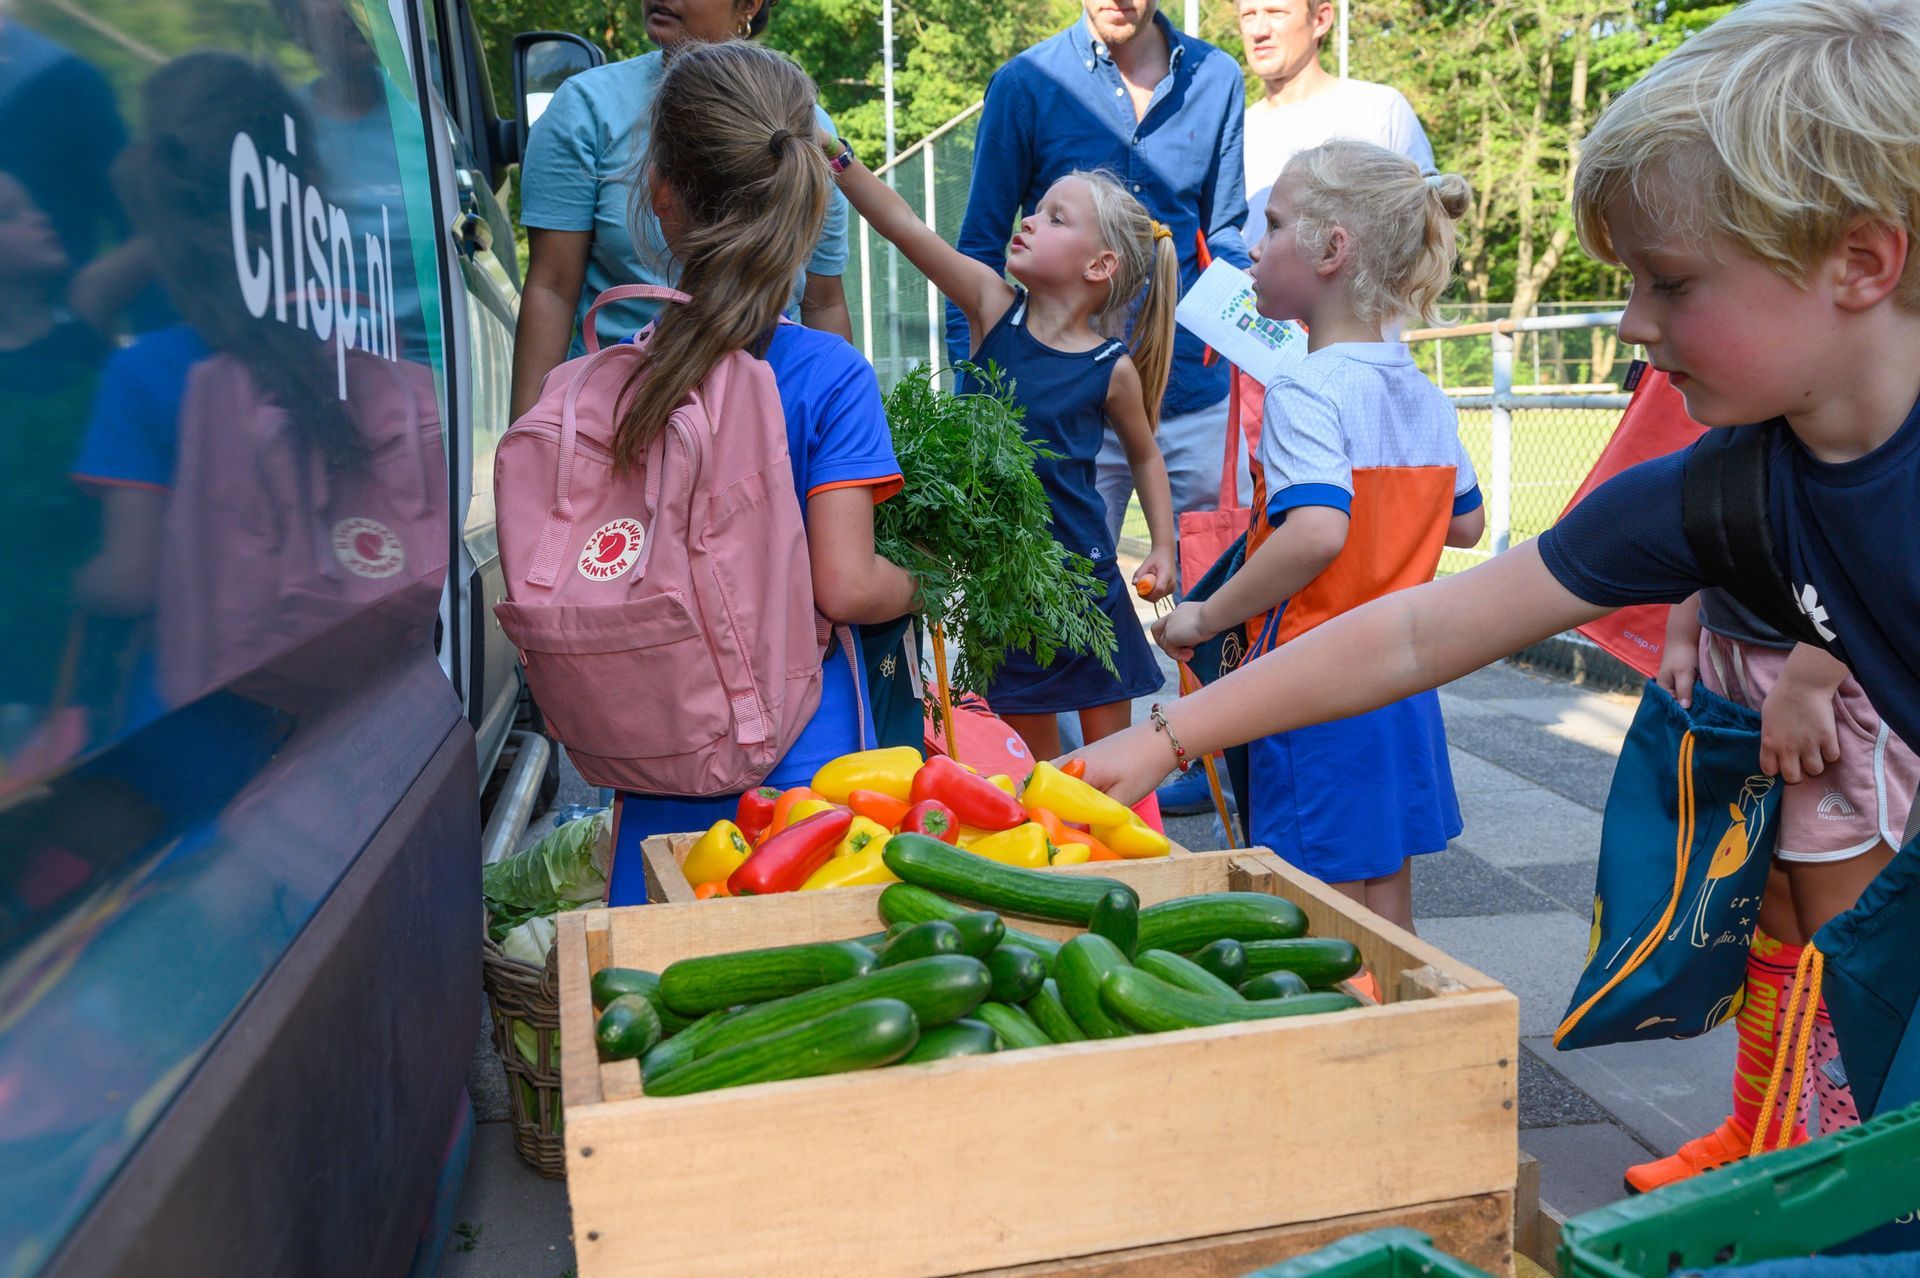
[{"xmin": 507, "ymin": 31, "xmax": 604, "ymax": 164}]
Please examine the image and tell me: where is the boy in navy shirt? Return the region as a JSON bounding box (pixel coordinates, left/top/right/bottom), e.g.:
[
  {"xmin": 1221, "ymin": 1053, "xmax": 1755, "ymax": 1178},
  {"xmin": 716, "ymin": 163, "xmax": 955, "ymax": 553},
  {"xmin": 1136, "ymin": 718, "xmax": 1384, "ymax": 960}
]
[{"xmin": 1070, "ymin": 0, "xmax": 1920, "ymax": 1130}]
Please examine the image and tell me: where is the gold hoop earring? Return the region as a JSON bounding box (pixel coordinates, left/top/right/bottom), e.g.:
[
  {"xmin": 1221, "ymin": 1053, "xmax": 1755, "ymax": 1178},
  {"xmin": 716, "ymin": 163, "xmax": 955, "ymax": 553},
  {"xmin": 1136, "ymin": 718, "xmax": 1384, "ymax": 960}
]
[{"xmin": 736, "ymin": 17, "xmax": 752, "ymax": 36}]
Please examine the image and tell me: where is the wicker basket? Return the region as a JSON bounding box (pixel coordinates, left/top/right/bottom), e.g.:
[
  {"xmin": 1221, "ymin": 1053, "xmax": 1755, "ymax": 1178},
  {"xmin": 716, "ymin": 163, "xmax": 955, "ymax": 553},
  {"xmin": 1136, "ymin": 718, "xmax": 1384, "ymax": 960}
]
[{"xmin": 480, "ymin": 934, "xmax": 567, "ymax": 1179}]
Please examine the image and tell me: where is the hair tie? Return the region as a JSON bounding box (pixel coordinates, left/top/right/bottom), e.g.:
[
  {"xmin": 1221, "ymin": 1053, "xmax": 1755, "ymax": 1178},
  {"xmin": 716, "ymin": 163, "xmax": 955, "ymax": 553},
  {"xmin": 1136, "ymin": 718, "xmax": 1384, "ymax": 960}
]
[
  {"xmin": 1151, "ymin": 220, "xmax": 1172, "ymax": 243},
  {"xmin": 1424, "ymin": 173, "xmax": 1447, "ymax": 190},
  {"xmin": 769, "ymin": 128, "xmax": 793, "ymax": 157}
]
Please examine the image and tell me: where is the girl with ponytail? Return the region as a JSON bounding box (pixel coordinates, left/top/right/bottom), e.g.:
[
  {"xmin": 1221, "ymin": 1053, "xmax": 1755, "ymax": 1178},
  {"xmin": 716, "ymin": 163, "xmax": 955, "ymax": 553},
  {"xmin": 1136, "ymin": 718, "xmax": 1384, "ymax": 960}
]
[
  {"xmin": 1146, "ymin": 139, "xmax": 1483, "ymax": 932},
  {"xmin": 824, "ymin": 143, "xmax": 1177, "ymax": 759},
  {"xmin": 596, "ymin": 42, "xmax": 917, "ymax": 904}
]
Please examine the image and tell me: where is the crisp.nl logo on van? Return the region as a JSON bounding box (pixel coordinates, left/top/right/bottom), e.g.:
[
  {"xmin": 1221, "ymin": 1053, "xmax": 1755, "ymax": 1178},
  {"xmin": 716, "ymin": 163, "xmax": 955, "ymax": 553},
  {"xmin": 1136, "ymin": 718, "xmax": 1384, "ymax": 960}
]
[{"xmin": 229, "ymin": 114, "xmax": 401, "ymax": 399}]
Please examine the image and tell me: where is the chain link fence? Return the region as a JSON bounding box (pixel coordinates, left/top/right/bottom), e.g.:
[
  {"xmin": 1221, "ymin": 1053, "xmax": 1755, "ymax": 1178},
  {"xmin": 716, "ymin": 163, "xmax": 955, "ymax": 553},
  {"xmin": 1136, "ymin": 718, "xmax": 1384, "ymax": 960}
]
[{"xmin": 844, "ymin": 103, "xmax": 983, "ymax": 394}]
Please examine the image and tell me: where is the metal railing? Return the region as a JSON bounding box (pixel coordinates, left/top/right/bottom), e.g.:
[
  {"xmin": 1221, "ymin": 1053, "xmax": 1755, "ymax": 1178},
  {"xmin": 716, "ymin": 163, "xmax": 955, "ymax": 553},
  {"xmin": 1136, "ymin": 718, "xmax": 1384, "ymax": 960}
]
[
  {"xmin": 1404, "ymin": 311, "xmax": 1630, "ymax": 567},
  {"xmin": 845, "ymin": 102, "xmax": 984, "ymax": 393}
]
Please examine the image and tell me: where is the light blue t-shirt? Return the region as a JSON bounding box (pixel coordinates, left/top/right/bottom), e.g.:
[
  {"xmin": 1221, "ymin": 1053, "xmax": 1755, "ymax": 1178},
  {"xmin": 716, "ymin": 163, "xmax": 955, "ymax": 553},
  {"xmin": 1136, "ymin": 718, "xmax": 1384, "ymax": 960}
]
[{"xmin": 519, "ymin": 50, "xmax": 850, "ymax": 355}]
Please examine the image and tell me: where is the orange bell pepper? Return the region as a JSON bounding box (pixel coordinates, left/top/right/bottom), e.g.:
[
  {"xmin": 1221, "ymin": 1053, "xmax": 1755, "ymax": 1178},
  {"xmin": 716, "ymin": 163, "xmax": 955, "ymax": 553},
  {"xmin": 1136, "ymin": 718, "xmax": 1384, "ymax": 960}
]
[
  {"xmin": 1027, "ymin": 806, "xmax": 1119, "ymax": 861},
  {"xmin": 693, "ymin": 880, "xmax": 731, "ymax": 899},
  {"xmin": 763, "ymin": 787, "xmax": 824, "ymax": 842},
  {"xmin": 846, "ymin": 789, "xmax": 910, "ymax": 829}
]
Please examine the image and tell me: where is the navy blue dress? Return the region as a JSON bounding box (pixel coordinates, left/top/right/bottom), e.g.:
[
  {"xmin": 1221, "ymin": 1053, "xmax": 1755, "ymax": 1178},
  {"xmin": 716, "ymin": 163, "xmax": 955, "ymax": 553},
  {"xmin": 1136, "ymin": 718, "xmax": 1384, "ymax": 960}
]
[{"xmin": 958, "ymin": 290, "xmax": 1163, "ymax": 714}]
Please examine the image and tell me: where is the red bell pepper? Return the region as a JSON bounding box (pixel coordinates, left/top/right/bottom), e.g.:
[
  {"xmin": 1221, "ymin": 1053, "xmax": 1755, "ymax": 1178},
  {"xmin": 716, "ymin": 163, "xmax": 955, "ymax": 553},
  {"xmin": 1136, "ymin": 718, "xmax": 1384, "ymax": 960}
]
[
  {"xmin": 899, "ymin": 799, "xmax": 960, "ymax": 844},
  {"xmin": 728, "ymin": 809, "xmax": 853, "ymax": 896},
  {"xmin": 735, "ymin": 786, "xmax": 780, "ymax": 844},
  {"xmin": 846, "ymin": 789, "xmax": 911, "ymax": 830},
  {"xmin": 909, "ymin": 756, "xmax": 1026, "ymax": 831}
]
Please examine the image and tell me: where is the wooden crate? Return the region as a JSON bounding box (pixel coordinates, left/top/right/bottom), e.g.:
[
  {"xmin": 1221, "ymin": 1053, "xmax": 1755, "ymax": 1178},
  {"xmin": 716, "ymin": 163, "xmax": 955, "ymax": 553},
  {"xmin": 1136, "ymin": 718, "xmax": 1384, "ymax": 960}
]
[
  {"xmin": 558, "ymin": 849, "xmax": 1519, "ymax": 1278},
  {"xmin": 641, "ymin": 828, "xmax": 1194, "ymax": 902}
]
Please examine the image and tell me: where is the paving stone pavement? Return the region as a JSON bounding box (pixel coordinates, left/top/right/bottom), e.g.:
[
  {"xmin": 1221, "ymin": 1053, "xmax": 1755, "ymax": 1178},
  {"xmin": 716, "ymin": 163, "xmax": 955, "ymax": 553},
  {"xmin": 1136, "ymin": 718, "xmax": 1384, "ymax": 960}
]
[{"xmin": 449, "ymin": 648, "xmax": 1725, "ymax": 1274}]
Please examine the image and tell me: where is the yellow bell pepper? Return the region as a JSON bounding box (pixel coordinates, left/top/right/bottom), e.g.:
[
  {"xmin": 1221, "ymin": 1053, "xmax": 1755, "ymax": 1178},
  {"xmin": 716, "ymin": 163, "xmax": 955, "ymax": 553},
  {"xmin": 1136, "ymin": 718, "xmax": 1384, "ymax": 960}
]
[
  {"xmin": 810, "ymin": 746, "xmax": 923, "ymax": 803},
  {"xmin": 966, "ymin": 822, "xmax": 1052, "ymax": 868},
  {"xmin": 1094, "ymin": 816, "xmax": 1172, "ymax": 859},
  {"xmin": 683, "ymin": 819, "xmax": 751, "ymax": 885},
  {"xmin": 987, "ymin": 774, "xmax": 1017, "ymax": 794},
  {"xmin": 784, "ymin": 798, "xmax": 839, "ymax": 830},
  {"xmin": 1048, "ymin": 841, "xmax": 1093, "ymax": 866},
  {"xmin": 1021, "ymin": 760, "xmax": 1136, "ymax": 828},
  {"xmin": 801, "ymin": 840, "xmax": 898, "ymax": 889},
  {"xmin": 954, "ymin": 825, "xmax": 993, "ymax": 848},
  {"xmin": 833, "ymin": 815, "xmax": 891, "ymax": 859}
]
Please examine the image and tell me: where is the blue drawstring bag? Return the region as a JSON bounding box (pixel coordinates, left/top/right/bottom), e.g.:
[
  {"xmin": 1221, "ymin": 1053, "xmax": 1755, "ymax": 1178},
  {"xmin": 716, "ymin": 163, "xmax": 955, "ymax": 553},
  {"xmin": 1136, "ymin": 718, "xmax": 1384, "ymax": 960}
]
[{"xmin": 1556, "ymin": 679, "xmax": 1783, "ymax": 1050}]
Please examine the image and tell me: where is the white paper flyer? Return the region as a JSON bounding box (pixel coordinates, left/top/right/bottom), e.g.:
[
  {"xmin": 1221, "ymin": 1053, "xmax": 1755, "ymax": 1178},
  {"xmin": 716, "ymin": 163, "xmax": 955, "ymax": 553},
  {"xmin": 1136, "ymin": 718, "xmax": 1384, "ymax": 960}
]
[{"xmin": 1173, "ymin": 260, "xmax": 1308, "ymax": 387}]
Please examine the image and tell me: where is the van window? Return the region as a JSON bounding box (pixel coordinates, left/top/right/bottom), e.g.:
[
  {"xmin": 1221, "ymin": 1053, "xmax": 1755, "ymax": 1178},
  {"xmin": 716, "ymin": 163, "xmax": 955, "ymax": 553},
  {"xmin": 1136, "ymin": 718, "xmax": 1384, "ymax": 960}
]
[{"xmin": 0, "ymin": 0, "xmax": 453, "ymax": 1264}]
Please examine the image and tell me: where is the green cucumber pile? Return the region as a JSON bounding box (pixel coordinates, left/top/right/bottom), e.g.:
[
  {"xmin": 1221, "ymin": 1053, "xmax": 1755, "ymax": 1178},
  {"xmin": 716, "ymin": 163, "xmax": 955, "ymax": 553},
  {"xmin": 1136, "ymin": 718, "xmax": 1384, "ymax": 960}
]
[{"xmin": 590, "ymin": 834, "xmax": 1367, "ymax": 1095}]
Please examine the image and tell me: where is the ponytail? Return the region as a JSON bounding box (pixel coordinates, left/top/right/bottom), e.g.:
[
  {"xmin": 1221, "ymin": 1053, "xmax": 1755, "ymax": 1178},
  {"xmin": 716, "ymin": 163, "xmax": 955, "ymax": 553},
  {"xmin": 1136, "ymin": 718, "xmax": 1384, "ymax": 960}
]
[
  {"xmin": 614, "ymin": 43, "xmax": 829, "ymax": 469},
  {"xmin": 1130, "ymin": 228, "xmax": 1180, "ymax": 430},
  {"xmin": 1072, "ymin": 170, "xmax": 1180, "ymax": 428}
]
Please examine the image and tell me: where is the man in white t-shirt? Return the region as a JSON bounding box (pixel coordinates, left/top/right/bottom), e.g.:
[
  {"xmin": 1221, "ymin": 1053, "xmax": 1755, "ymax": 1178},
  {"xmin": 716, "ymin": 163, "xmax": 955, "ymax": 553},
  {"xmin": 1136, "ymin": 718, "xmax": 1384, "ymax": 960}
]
[{"xmin": 1238, "ymin": 0, "xmax": 1435, "ymax": 234}]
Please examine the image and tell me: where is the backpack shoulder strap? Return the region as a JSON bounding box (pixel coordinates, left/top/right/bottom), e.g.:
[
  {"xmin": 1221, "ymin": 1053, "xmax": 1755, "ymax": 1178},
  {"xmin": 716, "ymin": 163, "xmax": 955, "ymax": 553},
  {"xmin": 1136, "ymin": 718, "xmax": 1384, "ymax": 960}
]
[{"xmin": 1680, "ymin": 424, "xmax": 1825, "ymax": 648}]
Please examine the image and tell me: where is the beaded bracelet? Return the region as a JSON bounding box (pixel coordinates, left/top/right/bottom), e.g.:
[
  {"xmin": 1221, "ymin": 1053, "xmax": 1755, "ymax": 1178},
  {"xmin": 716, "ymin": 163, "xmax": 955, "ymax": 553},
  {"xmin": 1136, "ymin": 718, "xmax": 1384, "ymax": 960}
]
[{"xmin": 1148, "ymin": 702, "xmax": 1191, "ymax": 774}]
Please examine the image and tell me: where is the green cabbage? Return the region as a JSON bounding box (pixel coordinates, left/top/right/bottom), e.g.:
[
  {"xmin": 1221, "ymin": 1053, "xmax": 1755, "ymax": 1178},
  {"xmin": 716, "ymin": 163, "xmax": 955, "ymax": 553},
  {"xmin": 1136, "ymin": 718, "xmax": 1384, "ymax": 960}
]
[{"xmin": 483, "ymin": 809, "xmax": 612, "ymax": 942}]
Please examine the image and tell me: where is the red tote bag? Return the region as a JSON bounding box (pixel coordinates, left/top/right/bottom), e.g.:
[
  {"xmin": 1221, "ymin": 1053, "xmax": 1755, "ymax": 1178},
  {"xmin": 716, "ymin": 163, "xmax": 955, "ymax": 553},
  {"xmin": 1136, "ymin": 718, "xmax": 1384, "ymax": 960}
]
[{"xmin": 1559, "ymin": 365, "xmax": 1707, "ymax": 676}]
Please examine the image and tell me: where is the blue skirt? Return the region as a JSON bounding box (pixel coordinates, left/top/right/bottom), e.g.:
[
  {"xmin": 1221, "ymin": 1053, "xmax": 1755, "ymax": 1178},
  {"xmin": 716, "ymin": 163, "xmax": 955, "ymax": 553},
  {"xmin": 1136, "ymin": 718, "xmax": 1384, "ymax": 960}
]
[
  {"xmin": 1248, "ymin": 688, "xmax": 1462, "ymax": 883},
  {"xmin": 985, "ymin": 557, "xmax": 1164, "ymax": 715}
]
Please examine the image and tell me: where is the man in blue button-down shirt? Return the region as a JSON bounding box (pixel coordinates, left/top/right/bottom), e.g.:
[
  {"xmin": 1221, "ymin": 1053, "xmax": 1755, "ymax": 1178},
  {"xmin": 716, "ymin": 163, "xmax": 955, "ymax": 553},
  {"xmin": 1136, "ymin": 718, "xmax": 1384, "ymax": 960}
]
[{"xmin": 950, "ymin": 0, "xmax": 1252, "ymax": 541}]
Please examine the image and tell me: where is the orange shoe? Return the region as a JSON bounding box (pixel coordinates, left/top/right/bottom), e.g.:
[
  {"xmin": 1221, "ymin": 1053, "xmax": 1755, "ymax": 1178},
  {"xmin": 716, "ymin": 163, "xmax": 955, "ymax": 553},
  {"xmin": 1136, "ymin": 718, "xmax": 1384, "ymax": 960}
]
[{"xmin": 1623, "ymin": 1116, "xmax": 1800, "ymax": 1194}]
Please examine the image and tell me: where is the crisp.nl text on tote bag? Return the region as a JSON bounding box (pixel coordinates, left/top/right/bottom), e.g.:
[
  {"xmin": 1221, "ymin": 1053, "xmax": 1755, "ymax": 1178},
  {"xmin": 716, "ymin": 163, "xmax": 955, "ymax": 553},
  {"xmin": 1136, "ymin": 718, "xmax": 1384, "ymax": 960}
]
[{"xmin": 1555, "ymin": 679, "xmax": 1782, "ymax": 1050}]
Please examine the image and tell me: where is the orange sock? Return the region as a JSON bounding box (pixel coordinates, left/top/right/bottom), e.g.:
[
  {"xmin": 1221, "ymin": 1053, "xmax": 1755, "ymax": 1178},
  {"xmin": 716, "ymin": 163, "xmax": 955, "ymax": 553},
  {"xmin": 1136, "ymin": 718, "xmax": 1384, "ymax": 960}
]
[{"xmin": 1732, "ymin": 929, "xmax": 1807, "ymax": 1146}]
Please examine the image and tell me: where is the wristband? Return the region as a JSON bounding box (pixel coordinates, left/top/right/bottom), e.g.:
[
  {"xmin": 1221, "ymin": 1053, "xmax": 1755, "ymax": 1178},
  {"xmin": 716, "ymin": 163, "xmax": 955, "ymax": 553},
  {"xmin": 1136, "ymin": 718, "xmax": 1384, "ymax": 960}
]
[
  {"xmin": 1148, "ymin": 702, "xmax": 1191, "ymax": 774},
  {"xmin": 826, "ymin": 135, "xmax": 855, "ymax": 174}
]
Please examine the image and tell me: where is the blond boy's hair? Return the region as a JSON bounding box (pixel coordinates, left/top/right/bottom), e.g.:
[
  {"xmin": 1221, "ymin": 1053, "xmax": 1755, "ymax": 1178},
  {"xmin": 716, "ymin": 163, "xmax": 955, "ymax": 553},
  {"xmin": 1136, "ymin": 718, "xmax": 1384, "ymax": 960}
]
[
  {"xmin": 1282, "ymin": 140, "xmax": 1472, "ymax": 328},
  {"xmin": 1574, "ymin": 0, "xmax": 1920, "ymax": 308}
]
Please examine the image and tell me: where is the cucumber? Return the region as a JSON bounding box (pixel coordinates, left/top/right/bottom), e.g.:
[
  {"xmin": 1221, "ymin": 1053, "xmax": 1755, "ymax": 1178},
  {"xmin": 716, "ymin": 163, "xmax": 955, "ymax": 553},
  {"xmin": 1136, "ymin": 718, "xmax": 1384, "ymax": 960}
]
[
  {"xmin": 878, "ymin": 883, "xmax": 1062, "ymax": 965},
  {"xmin": 1242, "ymin": 938, "xmax": 1364, "ymax": 987},
  {"xmin": 846, "ymin": 930, "xmax": 891, "ymax": 948},
  {"xmin": 1136, "ymin": 892, "xmax": 1308, "ymax": 954},
  {"xmin": 644, "ymin": 999, "xmax": 919, "ymax": 1096},
  {"xmin": 595, "ymin": 994, "xmax": 662, "ymax": 1061},
  {"xmin": 1087, "ymin": 888, "xmax": 1140, "ymax": 958},
  {"xmin": 1026, "ymin": 978, "xmax": 1087, "ymax": 1043},
  {"xmin": 1136, "ymin": 949, "xmax": 1244, "ymax": 1001},
  {"xmin": 590, "ymin": 966, "xmax": 695, "ymax": 1032},
  {"xmin": 883, "ymin": 834, "xmax": 1138, "ymax": 924},
  {"xmin": 644, "ymin": 954, "xmax": 991, "ymax": 1079},
  {"xmin": 976, "ymin": 1001, "xmax": 1053, "ymax": 1050},
  {"xmin": 1188, "ymin": 938, "xmax": 1249, "ymax": 987},
  {"xmin": 1239, "ymin": 970, "xmax": 1311, "ymax": 999},
  {"xmin": 660, "ymin": 939, "xmax": 876, "ymax": 1016},
  {"xmin": 876, "ymin": 920, "xmax": 963, "ymax": 967},
  {"xmin": 1055, "ymin": 934, "xmax": 1134, "ymax": 1039},
  {"xmin": 902, "ymin": 1018, "xmax": 999, "ymax": 1063},
  {"xmin": 1099, "ymin": 968, "xmax": 1361, "ymax": 1034},
  {"xmin": 949, "ymin": 911, "xmax": 1007, "ymax": 958},
  {"xmin": 984, "ymin": 944, "xmax": 1046, "ymax": 1004},
  {"xmin": 641, "ymin": 1010, "xmax": 724, "ymax": 1078}
]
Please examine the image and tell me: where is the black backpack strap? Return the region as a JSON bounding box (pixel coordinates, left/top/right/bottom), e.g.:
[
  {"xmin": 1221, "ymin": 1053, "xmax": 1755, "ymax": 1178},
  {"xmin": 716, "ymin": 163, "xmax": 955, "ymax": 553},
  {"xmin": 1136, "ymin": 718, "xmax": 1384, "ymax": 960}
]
[{"xmin": 1680, "ymin": 423, "xmax": 1826, "ymax": 648}]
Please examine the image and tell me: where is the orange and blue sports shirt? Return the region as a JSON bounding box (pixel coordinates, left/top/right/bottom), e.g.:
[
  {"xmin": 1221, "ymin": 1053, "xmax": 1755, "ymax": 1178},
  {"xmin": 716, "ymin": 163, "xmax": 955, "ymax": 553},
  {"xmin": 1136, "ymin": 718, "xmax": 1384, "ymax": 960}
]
[{"xmin": 1247, "ymin": 342, "xmax": 1480, "ymax": 649}]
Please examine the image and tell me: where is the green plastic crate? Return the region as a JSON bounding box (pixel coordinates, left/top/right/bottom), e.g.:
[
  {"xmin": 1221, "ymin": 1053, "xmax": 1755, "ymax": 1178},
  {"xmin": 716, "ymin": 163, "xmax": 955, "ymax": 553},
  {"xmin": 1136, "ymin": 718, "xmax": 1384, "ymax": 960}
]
[
  {"xmin": 1558, "ymin": 1101, "xmax": 1920, "ymax": 1276},
  {"xmin": 1240, "ymin": 1228, "xmax": 1494, "ymax": 1277}
]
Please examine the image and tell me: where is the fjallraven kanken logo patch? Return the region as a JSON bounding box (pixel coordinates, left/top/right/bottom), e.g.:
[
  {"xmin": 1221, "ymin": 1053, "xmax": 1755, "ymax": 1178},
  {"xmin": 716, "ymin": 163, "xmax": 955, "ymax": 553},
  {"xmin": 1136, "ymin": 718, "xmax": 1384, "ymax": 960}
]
[
  {"xmin": 332, "ymin": 517, "xmax": 405, "ymax": 579},
  {"xmin": 578, "ymin": 518, "xmax": 645, "ymax": 581}
]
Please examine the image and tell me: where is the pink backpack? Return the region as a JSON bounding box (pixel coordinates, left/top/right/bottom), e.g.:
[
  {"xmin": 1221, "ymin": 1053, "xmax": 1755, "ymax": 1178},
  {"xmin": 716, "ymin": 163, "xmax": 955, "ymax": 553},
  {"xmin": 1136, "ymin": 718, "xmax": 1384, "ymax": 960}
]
[
  {"xmin": 158, "ymin": 350, "xmax": 447, "ymax": 710},
  {"xmin": 494, "ymin": 285, "xmax": 858, "ymax": 796}
]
